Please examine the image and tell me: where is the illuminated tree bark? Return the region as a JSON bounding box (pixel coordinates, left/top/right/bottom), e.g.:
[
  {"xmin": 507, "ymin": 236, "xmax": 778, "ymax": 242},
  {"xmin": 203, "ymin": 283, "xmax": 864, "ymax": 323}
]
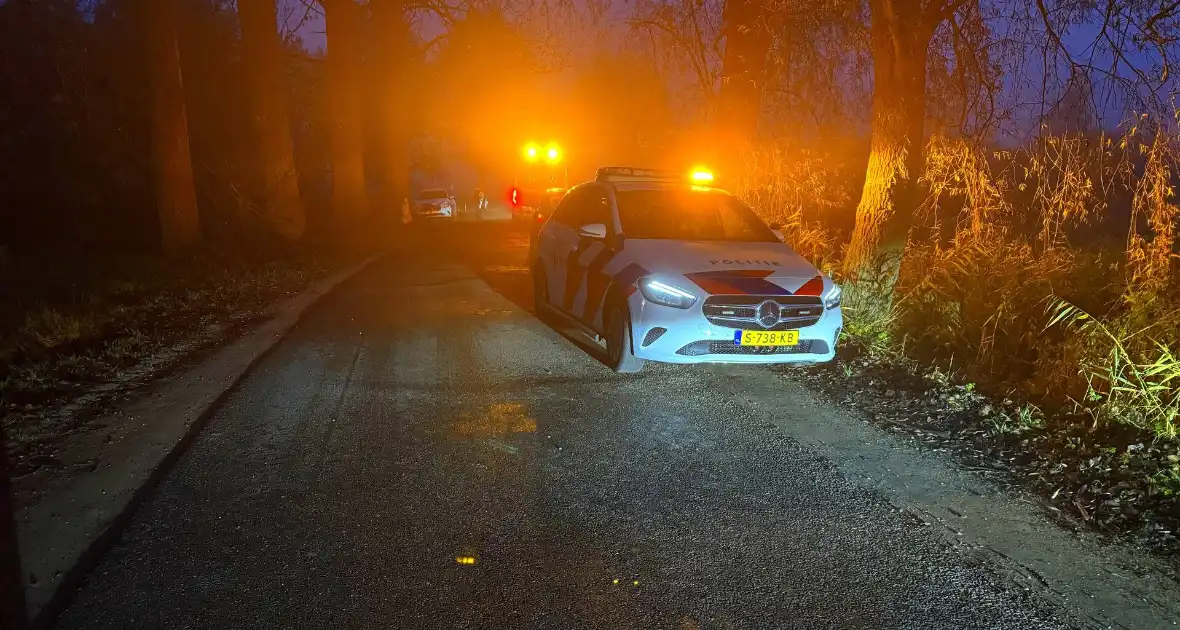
[
  {"xmin": 842, "ymin": 0, "xmax": 937, "ymax": 326},
  {"xmin": 717, "ymin": 0, "xmax": 772, "ymax": 144},
  {"xmin": 142, "ymin": 0, "xmax": 201, "ymax": 250},
  {"xmin": 322, "ymin": 0, "xmax": 367, "ymax": 222},
  {"xmin": 239, "ymin": 0, "xmax": 306, "ymax": 240}
]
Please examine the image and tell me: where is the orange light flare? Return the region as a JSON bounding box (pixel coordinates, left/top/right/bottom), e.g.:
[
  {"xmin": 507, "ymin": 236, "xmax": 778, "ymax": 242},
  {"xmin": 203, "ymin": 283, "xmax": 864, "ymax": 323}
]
[
  {"xmin": 689, "ymin": 167, "xmax": 715, "ymax": 184},
  {"xmin": 545, "ymin": 143, "xmax": 562, "ymax": 164},
  {"xmin": 522, "ymin": 143, "xmax": 540, "ymax": 163}
]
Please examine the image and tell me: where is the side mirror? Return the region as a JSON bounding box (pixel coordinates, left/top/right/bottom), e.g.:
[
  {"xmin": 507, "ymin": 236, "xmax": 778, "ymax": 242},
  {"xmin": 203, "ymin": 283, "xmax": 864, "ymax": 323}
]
[
  {"xmin": 577, "ymin": 223, "xmax": 608, "ymax": 239},
  {"xmin": 772, "ymin": 229, "xmax": 786, "ymax": 242}
]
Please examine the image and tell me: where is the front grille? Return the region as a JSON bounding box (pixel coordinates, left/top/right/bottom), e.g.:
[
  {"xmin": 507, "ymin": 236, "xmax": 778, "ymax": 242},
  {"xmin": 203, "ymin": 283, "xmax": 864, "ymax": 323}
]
[
  {"xmin": 703, "ymin": 295, "xmax": 824, "ymax": 331},
  {"xmin": 675, "ymin": 339, "xmax": 829, "ymax": 357},
  {"xmin": 642, "ymin": 327, "xmax": 667, "ymax": 347},
  {"xmin": 705, "ymin": 316, "xmax": 821, "ymax": 331},
  {"xmin": 704, "ymin": 295, "xmax": 823, "ymax": 306}
]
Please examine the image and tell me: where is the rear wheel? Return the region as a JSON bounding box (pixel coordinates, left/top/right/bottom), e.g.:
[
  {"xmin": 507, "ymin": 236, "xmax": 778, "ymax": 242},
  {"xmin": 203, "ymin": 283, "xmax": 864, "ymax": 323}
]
[{"xmin": 606, "ymin": 300, "xmax": 644, "ymax": 373}]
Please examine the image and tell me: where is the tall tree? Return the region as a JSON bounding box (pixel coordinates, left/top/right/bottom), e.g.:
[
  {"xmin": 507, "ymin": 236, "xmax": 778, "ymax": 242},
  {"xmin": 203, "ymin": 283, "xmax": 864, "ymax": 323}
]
[
  {"xmin": 841, "ymin": 0, "xmax": 961, "ymax": 325},
  {"xmin": 423, "ymin": 10, "xmax": 547, "ymax": 191},
  {"xmin": 629, "ymin": 0, "xmax": 724, "ymax": 119},
  {"xmin": 571, "ymin": 51, "xmax": 670, "ymax": 167},
  {"xmin": 141, "ymin": 0, "xmax": 201, "ymax": 249},
  {"xmin": 716, "ymin": 0, "xmax": 772, "ymax": 144},
  {"xmin": 239, "ymin": 0, "xmax": 306, "ymax": 240},
  {"xmin": 322, "ymin": 0, "xmax": 368, "ymax": 223},
  {"xmin": 1044, "ymin": 70, "xmax": 1098, "ymax": 135},
  {"xmin": 367, "ymin": 0, "xmax": 413, "ymax": 214}
]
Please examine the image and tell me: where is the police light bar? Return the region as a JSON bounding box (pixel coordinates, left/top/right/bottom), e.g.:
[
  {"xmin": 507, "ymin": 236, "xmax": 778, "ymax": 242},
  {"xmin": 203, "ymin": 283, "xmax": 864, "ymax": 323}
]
[{"xmin": 594, "ymin": 167, "xmax": 681, "ymax": 183}]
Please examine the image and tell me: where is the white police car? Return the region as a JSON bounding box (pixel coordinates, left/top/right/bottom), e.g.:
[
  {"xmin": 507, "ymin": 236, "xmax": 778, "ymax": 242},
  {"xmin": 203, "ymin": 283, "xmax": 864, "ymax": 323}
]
[{"xmin": 530, "ymin": 167, "xmax": 843, "ymax": 373}]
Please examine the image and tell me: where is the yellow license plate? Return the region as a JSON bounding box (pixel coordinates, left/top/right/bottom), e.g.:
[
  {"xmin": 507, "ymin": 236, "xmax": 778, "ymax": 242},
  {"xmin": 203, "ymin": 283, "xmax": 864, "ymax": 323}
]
[{"xmin": 735, "ymin": 330, "xmax": 800, "ymax": 346}]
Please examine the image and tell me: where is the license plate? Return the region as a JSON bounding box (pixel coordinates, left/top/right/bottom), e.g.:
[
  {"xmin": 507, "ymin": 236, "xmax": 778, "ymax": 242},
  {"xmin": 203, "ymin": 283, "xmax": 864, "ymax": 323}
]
[{"xmin": 735, "ymin": 330, "xmax": 799, "ymax": 346}]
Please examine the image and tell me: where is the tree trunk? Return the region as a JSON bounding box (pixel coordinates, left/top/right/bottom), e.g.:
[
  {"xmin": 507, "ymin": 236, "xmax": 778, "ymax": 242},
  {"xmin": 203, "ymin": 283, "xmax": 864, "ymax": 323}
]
[
  {"xmin": 142, "ymin": 0, "xmax": 201, "ymax": 250},
  {"xmin": 239, "ymin": 0, "xmax": 306, "ymax": 240},
  {"xmin": 716, "ymin": 0, "xmax": 772, "ymax": 146},
  {"xmin": 841, "ymin": 0, "xmax": 932, "ymax": 327},
  {"xmin": 369, "ymin": 0, "xmax": 411, "ymax": 218},
  {"xmin": 323, "ymin": 0, "xmax": 367, "ymax": 223}
]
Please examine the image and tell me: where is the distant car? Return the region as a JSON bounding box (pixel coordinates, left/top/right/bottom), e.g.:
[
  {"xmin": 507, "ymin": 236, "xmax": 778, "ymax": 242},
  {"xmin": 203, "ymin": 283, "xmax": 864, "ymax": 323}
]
[
  {"xmin": 510, "ymin": 186, "xmax": 564, "ymax": 222},
  {"xmin": 509, "ymin": 186, "xmax": 536, "ymax": 221},
  {"xmin": 412, "ymin": 188, "xmax": 456, "ymax": 219},
  {"xmin": 530, "ymin": 167, "xmax": 842, "ymax": 373}
]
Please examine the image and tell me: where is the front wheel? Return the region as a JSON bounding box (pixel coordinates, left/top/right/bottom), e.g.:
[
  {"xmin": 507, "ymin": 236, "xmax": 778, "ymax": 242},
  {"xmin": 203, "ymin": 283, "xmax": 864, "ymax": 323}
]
[{"xmin": 606, "ymin": 300, "xmax": 644, "ymax": 373}]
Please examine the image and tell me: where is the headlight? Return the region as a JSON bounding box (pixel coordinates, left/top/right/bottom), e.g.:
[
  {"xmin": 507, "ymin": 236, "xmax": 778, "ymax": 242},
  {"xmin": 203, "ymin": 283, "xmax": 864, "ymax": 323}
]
[
  {"xmin": 823, "ymin": 284, "xmax": 842, "ymax": 310},
  {"xmin": 638, "ymin": 279, "xmax": 697, "ymax": 309}
]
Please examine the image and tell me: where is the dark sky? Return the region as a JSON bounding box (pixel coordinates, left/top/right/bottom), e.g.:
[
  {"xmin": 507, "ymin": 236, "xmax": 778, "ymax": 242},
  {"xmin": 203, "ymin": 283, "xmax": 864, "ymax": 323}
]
[{"xmin": 280, "ymin": 0, "xmax": 327, "ymax": 53}]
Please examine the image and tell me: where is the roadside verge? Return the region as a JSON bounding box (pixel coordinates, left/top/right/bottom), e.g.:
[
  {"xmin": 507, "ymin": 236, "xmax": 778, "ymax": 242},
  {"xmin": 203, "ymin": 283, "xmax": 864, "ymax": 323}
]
[{"xmin": 16, "ymin": 253, "xmax": 384, "ymax": 628}]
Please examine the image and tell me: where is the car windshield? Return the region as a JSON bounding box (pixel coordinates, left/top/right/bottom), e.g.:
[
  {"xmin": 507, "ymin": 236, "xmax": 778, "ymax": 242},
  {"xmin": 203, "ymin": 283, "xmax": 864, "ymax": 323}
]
[
  {"xmin": 615, "ymin": 189, "xmax": 778, "ymax": 242},
  {"xmin": 420, "ymin": 189, "xmax": 448, "ymax": 199}
]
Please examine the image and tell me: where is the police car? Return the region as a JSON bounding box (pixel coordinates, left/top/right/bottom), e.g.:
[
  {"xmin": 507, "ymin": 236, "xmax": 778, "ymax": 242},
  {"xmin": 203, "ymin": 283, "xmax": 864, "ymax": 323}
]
[{"xmin": 530, "ymin": 167, "xmax": 843, "ymax": 373}]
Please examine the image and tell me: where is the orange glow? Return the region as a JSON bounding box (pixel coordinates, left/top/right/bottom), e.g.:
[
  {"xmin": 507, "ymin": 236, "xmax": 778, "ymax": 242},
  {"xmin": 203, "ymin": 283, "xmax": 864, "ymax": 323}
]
[
  {"xmin": 523, "ymin": 143, "xmax": 540, "ymax": 162},
  {"xmin": 689, "ymin": 168, "xmax": 714, "ymax": 183},
  {"xmin": 546, "ymin": 144, "xmax": 562, "ymax": 163},
  {"xmin": 452, "ymin": 402, "xmax": 536, "ymax": 438}
]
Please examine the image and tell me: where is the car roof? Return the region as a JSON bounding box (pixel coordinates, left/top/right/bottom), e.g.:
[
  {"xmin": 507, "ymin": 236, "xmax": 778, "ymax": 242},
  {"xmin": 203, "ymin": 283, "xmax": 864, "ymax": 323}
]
[
  {"xmin": 572, "ymin": 180, "xmax": 734, "ymax": 198},
  {"xmin": 608, "ymin": 181, "xmax": 729, "ymax": 194}
]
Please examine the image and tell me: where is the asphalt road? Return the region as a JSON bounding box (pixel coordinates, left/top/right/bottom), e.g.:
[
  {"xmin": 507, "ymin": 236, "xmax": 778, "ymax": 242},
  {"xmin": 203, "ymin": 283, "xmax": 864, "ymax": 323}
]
[{"xmin": 56, "ymin": 221, "xmax": 1071, "ymax": 629}]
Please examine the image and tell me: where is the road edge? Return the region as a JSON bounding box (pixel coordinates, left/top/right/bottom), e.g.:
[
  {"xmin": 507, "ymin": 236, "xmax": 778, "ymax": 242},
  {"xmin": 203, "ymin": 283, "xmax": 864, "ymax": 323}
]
[
  {"xmin": 712, "ymin": 366, "xmax": 1180, "ymax": 629},
  {"xmin": 19, "ymin": 252, "xmax": 385, "ymax": 629}
]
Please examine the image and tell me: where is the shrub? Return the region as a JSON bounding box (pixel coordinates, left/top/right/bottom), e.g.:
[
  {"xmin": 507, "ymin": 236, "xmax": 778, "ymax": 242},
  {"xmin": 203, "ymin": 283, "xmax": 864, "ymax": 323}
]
[
  {"xmin": 731, "ymin": 138, "xmax": 859, "ymax": 273},
  {"xmin": 902, "ymin": 122, "xmax": 1179, "ymax": 439},
  {"xmin": 734, "ymin": 118, "xmax": 1178, "ymax": 441}
]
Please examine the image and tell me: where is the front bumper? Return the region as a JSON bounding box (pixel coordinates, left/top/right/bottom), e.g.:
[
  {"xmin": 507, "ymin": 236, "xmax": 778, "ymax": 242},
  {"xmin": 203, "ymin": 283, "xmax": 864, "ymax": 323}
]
[
  {"xmin": 414, "ymin": 206, "xmax": 454, "ymax": 218},
  {"xmin": 627, "ymin": 292, "xmax": 842, "ymax": 364}
]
